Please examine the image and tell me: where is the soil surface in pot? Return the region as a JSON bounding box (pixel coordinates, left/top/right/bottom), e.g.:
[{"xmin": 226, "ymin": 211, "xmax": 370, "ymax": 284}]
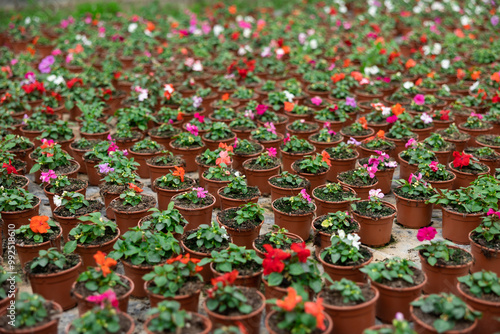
[
  {"xmin": 100, "ymin": 182, "xmax": 142, "ymax": 195},
  {"xmin": 338, "ymin": 171, "xmax": 378, "ymax": 187},
  {"xmin": 459, "ymin": 283, "xmax": 500, "ymax": 303},
  {"xmin": 27, "ymin": 254, "xmax": 80, "ymax": 274},
  {"xmin": 155, "ymin": 178, "xmax": 194, "ymax": 191},
  {"xmin": 211, "ymin": 287, "xmax": 262, "ymax": 317},
  {"xmin": 254, "ymin": 234, "xmax": 302, "ymax": 253},
  {"xmin": 214, "ymin": 260, "xmax": 261, "ymax": 277},
  {"xmin": 48, "ymin": 179, "xmax": 87, "ymax": 194},
  {"xmin": 221, "ymin": 187, "xmax": 260, "ymax": 200},
  {"xmin": 393, "ymin": 187, "xmax": 431, "ymax": 201},
  {"xmin": 218, "ymin": 207, "xmax": 262, "ymax": 231},
  {"xmin": 322, "ymin": 247, "xmax": 372, "ymax": 267},
  {"xmin": 245, "ymin": 157, "xmax": 281, "ymax": 170},
  {"xmin": 274, "ymin": 197, "xmax": 315, "ymax": 215},
  {"xmin": 313, "ymin": 216, "xmax": 358, "ymax": 234},
  {"xmin": 412, "ymin": 306, "xmax": 474, "ymax": 332},
  {"xmin": 268, "ymin": 312, "xmax": 330, "ymax": 334},
  {"xmin": 147, "ymin": 155, "xmax": 184, "ymax": 166},
  {"xmin": 313, "ymin": 187, "xmax": 355, "ymax": 202},
  {"xmin": 352, "ymin": 201, "xmax": 396, "ymax": 218},
  {"xmin": 173, "ymin": 196, "xmax": 215, "ymax": 209},
  {"xmin": 470, "ymin": 231, "xmax": 500, "ymax": 251},
  {"xmin": 322, "ymin": 283, "xmax": 375, "ymax": 306},
  {"xmin": 68, "ymin": 226, "xmax": 117, "ymax": 246},
  {"xmin": 377, "ymin": 269, "xmax": 425, "ymax": 289},
  {"xmin": 74, "ymin": 276, "xmax": 130, "ymax": 299},
  {"xmin": 182, "ymin": 230, "xmax": 229, "ymax": 254},
  {"xmin": 110, "ymin": 196, "xmax": 156, "ymax": 212},
  {"xmin": 269, "ymin": 177, "xmax": 309, "ymax": 189},
  {"xmin": 3, "ymin": 175, "xmax": 29, "ymax": 189},
  {"xmin": 148, "ymin": 277, "xmax": 202, "ymax": 297},
  {"xmin": 17, "ymin": 225, "xmax": 61, "ymax": 246},
  {"xmin": 419, "ymin": 248, "xmax": 472, "ymax": 267},
  {"xmin": 54, "ymin": 200, "xmax": 103, "ymax": 217}
]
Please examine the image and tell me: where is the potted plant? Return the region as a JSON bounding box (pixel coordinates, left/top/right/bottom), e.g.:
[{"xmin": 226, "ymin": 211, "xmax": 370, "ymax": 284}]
[
  {"xmin": 268, "ymin": 171, "xmax": 310, "ymax": 201},
  {"xmin": 360, "ymin": 257, "xmax": 427, "ymax": 323},
  {"xmin": 410, "ymin": 293, "xmax": 481, "ymax": 334},
  {"xmin": 291, "ymin": 152, "xmax": 331, "ymax": 190},
  {"xmin": 109, "ymin": 183, "xmax": 156, "ymax": 235},
  {"xmin": 67, "ymin": 290, "xmax": 135, "ymax": 334},
  {"xmin": 457, "ymin": 270, "xmax": 500, "ymax": 333},
  {"xmin": 110, "ymin": 227, "xmax": 181, "ymax": 298},
  {"xmin": 71, "ymin": 251, "xmax": 133, "ymax": 315},
  {"xmin": 418, "ymin": 161, "xmax": 456, "ymax": 191},
  {"xmin": 398, "ymin": 139, "xmax": 437, "ymax": 180},
  {"xmin": 216, "ymin": 202, "xmax": 264, "ymax": 248},
  {"xmin": 195, "ymin": 144, "xmax": 233, "ymax": 185},
  {"xmin": 464, "ymin": 146, "xmax": 500, "ymax": 176},
  {"xmin": 0, "ymin": 187, "xmax": 40, "ymax": 236},
  {"xmin": 218, "ymin": 175, "xmax": 261, "ymax": 210},
  {"xmin": 52, "ymin": 191, "xmax": 103, "ymax": 241},
  {"xmin": 201, "ymin": 243, "xmax": 263, "ymax": 288},
  {"xmin": 242, "ymin": 148, "xmax": 280, "ymax": 195},
  {"xmin": 63, "ymin": 212, "xmax": 120, "ymax": 269},
  {"xmin": 423, "ymin": 133, "xmax": 455, "ymax": 166},
  {"xmin": 172, "ymin": 187, "xmax": 216, "ymax": 231},
  {"xmin": 201, "ymin": 155, "xmax": 236, "ymax": 207},
  {"xmin": 202, "ymin": 121, "xmax": 236, "ymax": 150},
  {"xmin": 286, "ymin": 119, "xmax": 319, "ymax": 141},
  {"xmin": 469, "ymin": 211, "xmax": 500, "ymax": 275},
  {"xmin": 318, "ymin": 278, "xmax": 378, "ymax": 334},
  {"xmin": 26, "ymin": 248, "xmax": 82, "ymax": 310},
  {"xmin": 351, "ymin": 188, "xmax": 397, "ymax": 246},
  {"xmin": 181, "ymin": 222, "xmax": 231, "ymax": 282},
  {"xmin": 139, "ymin": 204, "xmax": 188, "ymax": 241},
  {"xmin": 385, "ymin": 121, "xmax": 418, "ymax": 158},
  {"xmin": 14, "ymin": 216, "xmax": 62, "ymax": 268},
  {"xmin": 280, "ymin": 134, "xmax": 315, "ymax": 173},
  {"xmin": 394, "ymin": 173, "xmax": 436, "ymax": 228},
  {"xmin": 312, "ymin": 182, "xmax": 358, "ymax": 216},
  {"xmin": 272, "ymin": 189, "xmax": 316, "ymax": 241},
  {"xmin": 357, "ymin": 150, "xmax": 398, "ymax": 194},
  {"xmin": 431, "ymin": 109, "xmax": 454, "ymax": 130},
  {"xmin": 312, "ymin": 211, "xmax": 360, "ymax": 250},
  {"xmin": 42, "ymin": 173, "xmax": 87, "ymax": 212},
  {"xmin": 476, "ymin": 134, "xmax": 500, "ymax": 152},
  {"xmin": 146, "ymin": 150, "xmax": 185, "ymax": 186},
  {"xmin": 458, "ymin": 113, "xmax": 493, "ymax": 146},
  {"xmin": 229, "ymin": 114, "xmax": 258, "ymax": 140},
  {"xmin": 148, "ymin": 122, "xmax": 182, "ymax": 148},
  {"xmin": 144, "ymin": 300, "xmax": 212, "ymax": 334},
  {"xmin": 143, "ymin": 254, "xmax": 203, "ymax": 310},
  {"xmin": 154, "ymin": 167, "xmax": 195, "ymax": 210},
  {"xmin": 203, "ymin": 269, "xmax": 266, "ymax": 334},
  {"xmin": 324, "ymin": 142, "xmax": 359, "ymax": 182},
  {"xmin": 127, "ymin": 138, "xmax": 164, "ymax": 178},
  {"xmin": 266, "ymin": 287, "xmax": 333, "ymax": 334},
  {"xmin": 30, "ymin": 140, "xmax": 80, "ymax": 184},
  {"xmin": 232, "ymin": 138, "xmax": 263, "ymax": 172},
  {"xmin": 436, "ymin": 123, "xmax": 470, "ymax": 153},
  {"xmin": 338, "ymin": 166, "xmax": 379, "ymax": 200},
  {"xmin": 308, "ymin": 123, "xmax": 344, "ymax": 154},
  {"xmin": 358, "ymin": 131, "xmax": 395, "ymax": 159},
  {"xmin": 340, "ymin": 117, "xmax": 375, "ymax": 142},
  {"xmin": 39, "ymin": 120, "xmax": 75, "ymax": 152},
  {"xmin": 169, "ymin": 131, "xmax": 205, "ymax": 172},
  {"xmin": 250, "ymin": 124, "xmax": 285, "ymax": 150},
  {"xmin": 0, "ymin": 292, "xmax": 62, "ymax": 334},
  {"xmin": 414, "ymin": 226, "xmax": 473, "ymax": 295}
]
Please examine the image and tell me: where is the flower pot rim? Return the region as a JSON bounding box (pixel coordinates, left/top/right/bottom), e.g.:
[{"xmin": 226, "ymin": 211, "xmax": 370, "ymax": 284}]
[
  {"xmin": 458, "ymin": 122, "xmax": 494, "ymax": 131},
  {"xmin": 370, "ymin": 270, "xmax": 427, "ymax": 292},
  {"xmin": 15, "ymin": 222, "xmax": 63, "ymax": 248},
  {"xmin": 418, "ymin": 247, "xmax": 474, "ymax": 269},
  {"xmin": 169, "ymin": 141, "xmax": 206, "ymax": 151},
  {"xmin": 128, "ymin": 147, "xmax": 164, "ymax": 156},
  {"xmin": 271, "ymin": 198, "xmax": 317, "ymax": 217},
  {"xmin": 27, "ymin": 256, "xmax": 82, "ymax": 278},
  {"xmin": 468, "ymin": 231, "xmax": 500, "ymax": 253},
  {"xmin": 109, "ymin": 194, "xmax": 157, "ymax": 214},
  {"xmin": 249, "ymin": 133, "xmax": 285, "ymax": 144},
  {"xmin": 291, "ymin": 161, "xmax": 330, "ymax": 176},
  {"xmin": 312, "ymin": 218, "xmax": 360, "ymax": 237},
  {"xmin": 0, "ymin": 301, "xmax": 63, "ymax": 334},
  {"xmin": 338, "ymin": 179, "xmax": 379, "ymax": 190},
  {"xmin": 318, "ymin": 285, "xmax": 379, "ymax": 311},
  {"xmin": 172, "ymin": 193, "xmax": 216, "ymax": 211},
  {"xmin": 280, "ymin": 147, "xmax": 316, "ymax": 156},
  {"xmin": 217, "ymin": 187, "xmax": 261, "ymax": 202},
  {"xmin": 424, "ymin": 172, "xmax": 456, "ymax": 184},
  {"xmin": 203, "ymin": 287, "xmax": 266, "ymax": 321},
  {"xmin": 393, "ymin": 188, "xmax": 433, "ymax": 203},
  {"xmin": 216, "ymin": 211, "xmax": 264, "ymax": 233},
  {"xmin": 181, "ymin": 238, "xmax": 230, "ymax": 257},
  {"xmin": 201, "ymin": 173, "xmax": 233, "ymax": 185},
  {"xmin": 447, "ymin": 162, "xmax": 490, "ymax": 175},
  {"xmin": 441, "ymin": 205, "xmax": 486, "ymax": 217},
  {"xmin": 144, "ymin": 312, "xmax": 211, "ymax": 334},
  {"xmin": 72, "ymin": 273, "xmax": 134, "ymax": 302},
  {"xmin": 73, "ymin": 227, "xmax": 120, "ymax": 249},
  {"xmin": 209, "ymin": 262, "xmax": 264, "ymax": 279},
  {"xmin": 43, "ymin": 179, "xmax": 88, "ymax": 196},
  {"xmin": 145, "ymin": 159, "xmax": 185, "ymax": 169},
  {"xmin": 1, "ymin": 196, "xmax": 41, "ymax": 214},
  {"xmin": 457, "ymin": 281, "xmax": 500, "ymax": 307},
  {"xmin": 317, "ymin": 246, "xmax": 373, "ymax": 270},
  {"xmin": 154, "ymin": 177, "xmax": 195, "ymax": 192},
  {"xmin": 351, "ymin": 200, "xmax": 396, "ymax": 220},
  {"xmin": 53, "ymin": 204, "xmax": 101, "ymax": 220},
  {"xmin": 308, "ymin": 134, "xmax": 344, "ymax": 145},
  {"xmin": 242, "ymin": 158, "xmax": 281, "ymax": 171}
]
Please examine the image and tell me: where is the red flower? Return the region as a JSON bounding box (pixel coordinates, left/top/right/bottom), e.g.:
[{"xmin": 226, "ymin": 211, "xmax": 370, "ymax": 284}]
[
  {"xmin": 262, "ymin": 244, "xmax": 291, "ymax": 275},
  {"xmin": 238, "ymin": 68, "xmax": 248, "ymax": 80},
  {"xmin": 67, "ymin": 78, "xmax": 83, "ymax": 89},
  {"xmin": 128, "ymin": 183, "xmax": 143, "ymax": 193},
  {"xmin": 211, "ymin": 269, "xmax": 238, "ymax": 287},
  {"xmin": 276, "ymin": 287, "xmax": 302, "ymax": 311},
  {"xmin": 2, "ymin": 160, "xmax": 17, "ymax": 174},
  {"xmin": 452, "ymin": 151, "xmax": 472, "ymax": 168},
  {"xmin": 291, "ymin": 242, "xmax": 310, "ymax": 263},
  {"xmin": 51, "ymin": 91, "xmax": 62, "ymax": 101}
]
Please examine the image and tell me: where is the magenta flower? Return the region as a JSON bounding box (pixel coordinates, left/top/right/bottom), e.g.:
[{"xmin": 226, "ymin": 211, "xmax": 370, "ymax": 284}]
[
  {"xmin": 429, "ymin": 161, "xmax": 439, "ymax": 172},
  {"xmin": 405, "ymin": 138, "xmax": 417, "ymax": 148},
  {"xmin": 413, "ymin": 94, "xmax": 425, "ymax": 105},
  {"xmin": 98, "ymin": 163, "xmax": 114, "ymax": 174},
  {"xmin": 408, "ymin": 172, "xmax": 422, "ymax": 183},
  {"xmin": 40, "ymin": 170, "xmax": 57, "ymax": 183},
  {"xmin": 256, "ymin": 104, "xmax": 269, "ymax": 115},
  {"xmin": 300, "ymin": 189, "xmax": 312, "ymax": 203},
  {"xmin": 267, "ymin": 147, "xmax": 277, "ymax": 157},
  {"xmin": 367, "ymin": 157, "xmax": 381, "ymax": 167},
  {"xmin": 41, "ymin": 139, "xmax": 54, "ymax": 146},
  {"xmin": 386, "ymin": 115, "xmax": 398, "ymax": 123},
  {"xmin": 193, "ymin": 187, "xmax": 208, "ymax": 199},
  {"xmin": 186, "ymin": 123, "xmax": 199, "ymax": 136},
  {"xmin": 487, "ymin": 208, "xmax": 500, "ymax": 219},
  {"xmin": 87, "ymin": 290, "xmax": 119, "ymax": 310},
  {"xmin": 283, "ymin": 133, "xmax": 291, "ymax": 144},
  {"xmin": 345, "ymin": 97, "xmax": 357, "ymax": 108},
  {"xmin": 311, "ymin": 96, "xmax": 323, "ymax": 106},
  {"xmin": 367, "ymin": 165, "xmax": 378, "ymax": 178},
  {"xmin": 38, "ymin": 55, "xmax": 55, "ymax": 74},
  {"xmin": 264, "ymin": 122, "xmax": 276, "ymax": 134},
  {"xmin": 194, "ymin": 112, "xmax": 205, "ymax": 123},
  {"xmin": 470, "ymin": 112, "xmax": 483, "ymax": 120},
  {"xmin": 417, "ymin": 226, "xmax": 437, "ymax": 242},
  {"xmin": 491, "ymin": 15, "xmax": 499, "ymax": 26},
  {"xmin": 107, "ymin": 142, "xmax": 119, "ymax": 153}
]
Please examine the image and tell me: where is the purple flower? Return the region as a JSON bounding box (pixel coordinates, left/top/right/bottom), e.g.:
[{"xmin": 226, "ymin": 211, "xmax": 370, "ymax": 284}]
[
  {"xmin": 491, "ymin": 15, "xmax": 499, "ymax": 26},
  {"xmin": 38, "ymin": 55, "xmax": 55, "ymax": 74},
  {"xmin": 193, "ymin": 187, "xmax": 208, "ymax": 199},
  {"xmin": 345, "ymin": 97, "xmax": 357, "ymax": 108},
  {"xmin": 192, "ymin": 96, "xmax": 203, "ymax": 109},
  {"xmin": 98, "ymin": 163, "xmax": 114, "ymax": 174},
  {"xmin": 347, "ymin": 137, "xmax": 361, "ymax": 146}
]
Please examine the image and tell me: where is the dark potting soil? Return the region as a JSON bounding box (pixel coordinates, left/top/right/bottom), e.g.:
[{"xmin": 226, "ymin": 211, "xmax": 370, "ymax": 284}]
[
  {"xmin": 273, "ymin": 197, "xmax": 315, "ymax": 215},
  {"xmin": 12, "ymin": 159, "xmax": 26, "ymax": 170},
  {"xmin": 412, "ymin": 306, "xmax": 474, "ymax": 332},
  {"xmin": 49, "ymin": 179, "xmax": 87, "ymax": 195},
  {"xmin": 54, "ymin": 200, "xmax": 103, "ymax": 217},
  {"xmin": 155, "ymin": 177, "xmax": 194, "ymax": 191},
  {"xmin": 17, "ymin": 225, "xmax": 61, "ymax": 246},
  {"xmin": 425, "ymin": 142, "xmax": 454, "ymax": 152},
  {"xmin": 325, "ymin": 146, "xmax": 358, "ymax": 160},
  {"xmin": 268, "ymin": 312, "xmax": 331, "ymax": 334},
  {"xmin": 203, "ymin": 168, "xmax": 237, "ymax": 182},
  {"xmin": 470, "ymin": 231, "xmax": 500, "ymax": 252},
  {"xmin": 313, "ymin": 216, "xmax": 358, "ymax": 234},
  {"xmin": 148, "ymin": 277, "xmax": 202, "ymax": 298},
  {"xmin": 289, "ymin": 123, "xmax": 319, "ymax": 132},
  {"xmin": 437, "ymin": 129, "xmax": 469, "ymax": 141},
  {"xmin": 451, "ymin": 163, "xmax": 489, "ymax": 174},
  {"xmin": 10, "ymin": 142, "xmax": 34, "ymax": 151},
  {"xmin": 173, "ymin": 196, "xmax": 214, "ymax": 209},
  {"xmin": 215, "ymin": 260, "xmax": 261, "ymax": 277},
  {"xmin": 361, "ymin": 142, "xmax": 394, "ymax": 151},
  {"xmin": 2, "ymin": 175, "xmax": 29, "ymax": 189},
  {"xmin": 352, "ymin": 200, "xmax": 395, "ymax": 218},
  {"xmin": 150, "ymin": 127, "xmax": 181, "ymax": 138},
  {"xmin": 234, "ymin": 142, "xmax": 262, "ymax": 155},
  {"xmin": 27, "ymin": 254, "xmax": 80, "ymax": 275},
  {"xmin": 244, "ymin": 157, "xmax": 281, "ymax": 170},
  {"xmin": 217, "ymin": 207, "xmax": 262, "ymax": 230},
  {"xmin": 310, "ymin": 132, "xmax": 343, "ymax": 143},
  {"xmin": 42, "ymin": 162, "xmax": 78, "ymax": 175},
  {"xmin": 130, "ymin": 147, "xmax": 161, "ymax": 154},
  {"xmin": 109, "ymin": 195, "xmax": 156, "ymax": 212},
  {"xmin": 477, "ymin": 135, "xmax": 500, "ymax": 147},
  {"xmin": 378, "ymin": 267, "xmax": 425, "ymax": 288},
  {"xmin": 465, "ymin": 147, "xmax": 500, "ymax": 160},
  {"xmin": 112, "ymin": 131, "xmax": 142, "ymax": 141},
  {"xmin": 357, "ymin": 158, "xmax": 395, "ymax": 171},
  {"xmin": 268, "ymin": 176, "xmax": 309, "ymax": 189},
  {"xmin": 254, "ymin": 234, "xmax": 302, "ymax": 253},
  {"xmin": 221, "ymin": 186, "xmax": 260, "ymax": 200},
  {"xmin": 100, "ymin": 182, "xmax": 143, "ymax": 196},
  {"xmin": 460, "ymin": 282, "xmax": 500, "ymax": 303},
  {"xmin": 342, "ymin": 127, "xmax": 373, "ymax": 136},
  {"xmin": 74, "ymin": 276, "xmax": 131, "ymax": 299},
  {"xmin": 175, "ymin": 314, "xmax": 208, "ymax": 334},
  {"xmin": 419, "ymin": 248, "xmax": 472, "ymax": 267},
  {"xmin": 322, "ymin": 246, "xmax": 372, "ymax": 267},
  {"xmin": 71, "ymin": 139, "xmax": 100, "ymax": 150},
  {"xmin": 281, "ymin": 146, "xmax": 315, "ymax": 154},
  {"xmin": 182, "ymin": 231, "xmax": 229, "ymax": 254},
  {"xmin": 422, "ymin": 171, "xmax": 454, "ymax": 182},
  {"xmin": 0, "ymin": 301, "xmax": 59, "ymax": 330},
  {"xmin": 393, "ymin": 187, "xmax": 431, "ymax": 201},
  {"xmin": 214, "ymin": 287, "xmax": 262, "ymax": 317},
  {"xmin": 338, "ymin": 171, "xmax": 378, "ymax": 187},
  {"xmin": 171, "ymin": 140, "xmax": 203, "ymax": 149},
  {"xmin": 69, "ymin": 226, "xmax": 117, "ymax": 246},
  {"xmin": 322, "ymin": 283, "xmax": 375, "ymax": 306},
  {"xmin": 293, "ymin": 163, "xmax": 328, "ymax": 174},
  {"xmin": 147, "ymin": 155, "xmax": 184, "ymax": 166},
  {"xmin": 312, "ymin": 187, "xmax": 355, "ymax": 202}
]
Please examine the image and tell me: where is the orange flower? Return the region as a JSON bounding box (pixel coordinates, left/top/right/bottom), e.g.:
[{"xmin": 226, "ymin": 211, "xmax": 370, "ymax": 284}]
[
  {"xmin": 427, "ymin": 71, "xmax": 435, "ymax": 79},
  {"xmin": 29, "ymin": 216, "xmax": 50, "ymax": 234},
  {"xmin": 457, "ymin": 69, "xmax": 466, "ymax": 80},
  {"xmin": 216, "ymin": 150, "xmax": 231, "ymax": 167},
  {"xmin": 128, "ymin": 183, "xmax": 143, "ymax": 193},
  {"xmin": 172, "ymin": 166, "xmax": 185, "ymax": 182},
  {"xmin": 376, "ymin": 130, "xmax": 385, "ymax": 138},
  {"xmin": 304, "ymin": 298, "xmax": 326, "ymax": 330},
  {"xmin": 471, "ymin": 70, "xmax": 481, "ymax": 80},
  {"xmin": 94, "ymin": 251, "xmax": 117, "ymax": 277},
  {"xmin": 415, "ymin": 78, "xmax": 422, "ymax": 86},
  {"xmin": 405, "ymin": 59, "xmax": 416, "ymax": 69},
  {"xmin": 321, "ymin": 151, "xmax": 331, "ymax": 167},
  {"xmin": 358, "ymin": 117, "xmax": 368, "ymax": 129},
  {"xmin": 171, "ymin": 21, "xmax": 179, "ymax": 29},
  {"xmin": 284, "ymin": 102, "xmax": 295, "ymax": 112},
  {"xmin": 331, "ymin": 73, "xmax": 345, "ymax": 83},
  {"xmin": 350, "ymin": 71, "xmax": 363, "ymax": 82},
  {"xmin": 177, "ymin": 111, "xmax": 183, "ymax": 121},
  {"xmin": 282, "ymin": 45, "xmax": 291, "ymax": 54},
  {"xmin": 218, "ymin": 142, "xmax": 234, "ymax": 153},
  {"xmin": 491, "ymin": 72, "xmax": 500, "ymax": 83},
  {"xmin": 391, "ymin": 103, "xmax": 405, "ymax": 116},
  {"xmin": 343, "ymin": 59, "xmax": 351, "ymax": 68},
  {"xmin": 228, "ymin": 5, "xmax": 237, "ymax": 14},
  {"xmin": 166, "ymin": 254, "xmax": 183, "ymax": 264},
  {"xmin": 276, "ymin": 287, "xmax": 302, "ymax": 311},
  {"xmin": 146, "ymin": 21, "xmax": 155, "ymax": 31}
]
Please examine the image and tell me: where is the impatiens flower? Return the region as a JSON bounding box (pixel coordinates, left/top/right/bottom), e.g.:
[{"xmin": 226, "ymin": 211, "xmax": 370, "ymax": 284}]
[
  {"xmin": 128, "ymin": 183, "xmax": 143, "ymax": 193},
  {"xmin": 367, "ymin": 165, "xmax": 378, "ymax": 178},
  {"xmin": 256, "ymin": 104, "xmax": 268, "ymax": 115},
  {"xmin": 98, "ymin": 163, "xmax": 114, "ymax": 174},
  {"xmin": 492, "ymin": 15, "xmax": 499, "ymax": 26},
  {"xmin": 413, "ymin": 94, "xmax": 425, "ymax": 105},
  {"xmin": 244, "ymin": 109, "xmax": 254, "ymax": 119},
  {"xmin": 87, "ymin": 290, "xmax": 119, "ymax": 310},
  {"xmin": 321, "ymin": 151, "xmax": 331, "ymax": 167},
  {"xmin": 267, "ymin": 147, "xmax": 277, "ymax": 157},
  {"xmin": 211, "ymin": 269, "xmax": 238, "ymax": 287},
  {"xmin": 163, "ymin": 84, "xmax": 175, "ymax": 99},
  {"xmin": 311, "ymin": 96, "xmax": 322, "ymax": 106},
  {"xmin": 487, "ymin": 208, "xmax": 500, "ymax": 219},
  {"xmin": 284, "ymin": 101, "xmax": 295, "ymax": 112},
  {"xmin": 216, "ymin": 150, "xmax": 231, "ymax": 167},
  {"xmin": 386, "ymin": 115, "xmax": 398, "ymax": 123},
  {"xmin": 369, "ymin": 188, "xmax": 384, "ymax": 200},
  {"xmin": 347, "ymin": 137, "xmax": 361, "ymax": 146},
  {"xmin": 53, "ymin": 195, "xmax": 62, "ymax": 207},
  {"xmin": 262, "ymin": 244, "xmax": 291, "ymax": 275},
  {"xmin": 186, "ymin": 123, "xmax": 199, "ymax": 136},
  {"xmin": 291, "ymin": 242, "xmax": 310, "ymax": 263},
  {"xmin": 107, "ymin": 142, "xmax": 119, "ymax": 153},
  {"xmin": 304, "ymin": 298, "xmax": 326, "ymax": 330},
  {"xmin": 395, "ymin": 312, "xmax": 405, "ymax": 321},
  {"xmin": 30, "ymin": 216, "xmax": 50, "ymax": 234},
  {"xmin": 283, "ymin": 133, "xmax": 291, "ymax": 144},
  {"xmin": 38, "ymin": 55, "xmax": 55, "ymax": 74},
  {"xmin": 408, "ymin": 173, "xmax": 422, "ymax": 183},
  {"xmin": 386, "ymin": 161, "xmax": 398, "ymax": 168},
  {"xmin": 2, "ymin": 160, "xmax": 17, "ymax": 175},
  {"xmin": 347, "ymin": 233, "xmax": 361, "ymax": 250},
  {"xmin": 300, "ymin": 189, "xmax": 312, "ymax": 203},
  {"xmin": 453, "ymin": 151, "xmax": 472, "ymax": 168},
  {"xmin": 345, "ymin": 97, "xmax": 357, "ymax": 108},
  {"xmin": 194, "ymin": 112, "xmax": 205, "ymax": 123},
  {"xmin": 417, "ymin": 226, "xmax": 437, "ymax": 242},
  {"xmin": 470, "ymin": 112, "xmax": 483, "ymax": 120},
  {"xmin": 429, "ymin": 161, "xmax": 439, "ymax": 172},
  {"xmin": 192, "ymin": 96, "xmax": 203, "ymax": 109},
  {"xmin": 94, "ymin": 251, "xmax": 117, "ymax": 278},
  {"xmin": 172, "ymin": 166, "xmax": 185, "ymax": 182},
  {"xmin": 276, "ymin": 287, "xmax": 302, "ymax": 311},
  {"xmin": 40, "ymin": 170, "xmax": 57, "ymax": 182},
  {"xmin": 405, "ymin": 138, "xmax": 417, "ymax": 148},
  {"xmin": 420, "ymin": 113, "xmax": 433, "ymax": 124},
  {"xmin": 193, "ymin": 187, "xmax": 208, "ymax": 198},
  {"xmin": 265, "ymin": 122, "xmax": 276, "ymax": 134}
]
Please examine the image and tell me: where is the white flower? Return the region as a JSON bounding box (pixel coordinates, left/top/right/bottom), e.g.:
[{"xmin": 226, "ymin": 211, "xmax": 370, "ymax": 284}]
[
  {"xmin": 309, "ymin": 39, "xmax": 318, "ymax": 49},
  {"xmin": 364, "ymin": 66, "xmax": 379, "ymax": 76},
  {"xmin": 284, "ymin": 90, "xmax": 295, "ymax": 102},
  {"xmin": 460, "ymin": 16, "xmax": 470, "ymax": 26},
  {"xmin": 387, "ymin": 161, "xmax": 398, "ymax": 168},
  {"xmin": 298, "ymin": 32, "xmax": 307, "ymax": 44},
  {"xmin": 422, "ymin": 45, "xmax": 431, "ymax": 56},
  {"xmin": 260, "ymin": 47, "xmax": 271, "ymax": 57},
  {"xmin": 25, "ymin": 17, "xmax": 31, "ymax": 25},
  {"xmin": 234, "ymin": 171, "xmax": 241, "ymax": 177},
  {"xmin": 144, "ymin": 29, "xmax": 152, "ymax": 37},
  {"xmin": 47, "ymin": 75, "xmax": 65, "ymax": 85},
  {"xmin": 431, "ymin": 2, "xmax": 444, "ymax": 11},
  {"xmin": 470, "ymin": 81, "xmax": 480, "ymax": 92},
  {"xmin": 432, "ymin": 43, "xmax": 442, "ymax": 55},
  {"xmin": 54, "ymin": 195, "xmax": 62, "ymax": 207},
  {"xmin": 368, "ymin": 6, "xmax": 377, "ymax": 16},
  {"xmin": 441, "ymin": 59, "xmax": 450, "ymax": 69},
  {"xmin": 337, "ymin": 230, "xmax": 346, "ymax": 240},
  {"xmin": 403, "ymin": 81, "xmax": 414, "ymax": 90},
  {"xmin": 243, "ymin": 28, "xmax": 252, "ymax": 38},
  {"xmin": 347, "ymin": 233, "xmax": 361, "ymax": 250},
  {"xmin": 128, "ymin": 23, "xmax": 138, "ymax": 33},
  {"xmin": 138, "ymin": 88, "xmax": 148, "ymax": 101},
  {"xmin": 413, "ymin": 6, "xmax": 422, "ymax": 13},
  {"xmin": 420, "ymin": 113, "xmax": 433, "ymax": 124},
  {"xmin": 213, "ymin": 25, "xmax": 224, "ymax": 36},
  {"xmin": 192, "ymin": 60, "xmax": 203, "ymax": 72},
  {"xmin": 382, "ymin": 107, "xmax": 392, "ymax": 116},
  {"xmin": 442, "ymin": 84, "xmax": 450, "ymax": 93},
  {"xmin": 275, "ymin": 48, "xmax": 285, "ymax": 58}
]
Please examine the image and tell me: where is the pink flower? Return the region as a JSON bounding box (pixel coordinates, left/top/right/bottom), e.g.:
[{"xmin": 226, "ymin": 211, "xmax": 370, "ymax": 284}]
[
  {"xmin": 487, "ymin": 208, "xmax": 500, "ymax": 219},
  {"xmin": 186, "ymin": 123, "xmax": 199, "ymax": 136},
  {"xmin": 413, "ymin": 94, "xmax": 425, "ymax": 105},
  {"xmin": 194, "ymin": 112, "xmax": 205, "ymax": 123},
  {"xmin": 98, "ymin": 163, "xmax": 114, "ymax": 174},
  {"xmin": 408, "ymin": 172, "xmax": 422, "ymax": 183},
  {"xmin": 367, "ymin": 157, "xmax": 381, "ymax": 167},
  {"xmin": 122, "ymin": 149, "xmax": 128, "ymax": 156},
  {"xmin": 41, "ymin": 139, "xmax": 54, "ymax": 147},
  {"xmin": 386, "ymin": 115, "xmax": 398, "ymax": 123},
  {"xmin": 51, "ymin": 49, "xmax": 62, "ymax": 56},
  {"xmin": 367, "ymin": 165, "xmax": 378, "ymax": 178},
  {"xmin": 107, "ymin": 142, "xmax": 119, "ymax": 153},
  {"xmin": 429, "ymin": 161, "xmax": 439, "ymax": 172},
  {"xmin": 40, "ymin": 170, "xmax": 57, "ymax": 183},
  {"xmin": 347, "ymin": 137, "xmax": 361, "ymax": 146},
  {"xmin": 256, "ymin": 104, "xmax": 269, "ymax": 115},
  {"xmin": 369, "ymin": 188, "xmax": 384, "ymax": 200},
  {"xmin": 267, "ymin": 147, "xmax": 277, "ymax": 157},
  {"xmin": 417, "ymin": 226, "xmax": 437, "ymax": 242},
  {"xmin": 265, "ymin": 122, "xmax": 276, "ymax": 134},
  {"xmin": 311, "ymin": 96, "xmax": 322, "ymax": 106},
  {"xmin": 300, "ymin": 189, "xmax": 312, "ymax": 202},
  {"xmin": 193, "ymin": 187, "xmax": 208, "ymax": 198},
  {"xmin": 405, "ymin": 138, "xmax": 417, "ymax": 148},
  {"xmin": 283, "ymin": 133, "xmax": 291, "ymax": 144},
  {"xmin": 87, "ymin": 290, "xmax": 119, "ymax": 310},
  {"xmin": 470, "ymin": 112, "xmax": 483, "ymax": 120}
]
